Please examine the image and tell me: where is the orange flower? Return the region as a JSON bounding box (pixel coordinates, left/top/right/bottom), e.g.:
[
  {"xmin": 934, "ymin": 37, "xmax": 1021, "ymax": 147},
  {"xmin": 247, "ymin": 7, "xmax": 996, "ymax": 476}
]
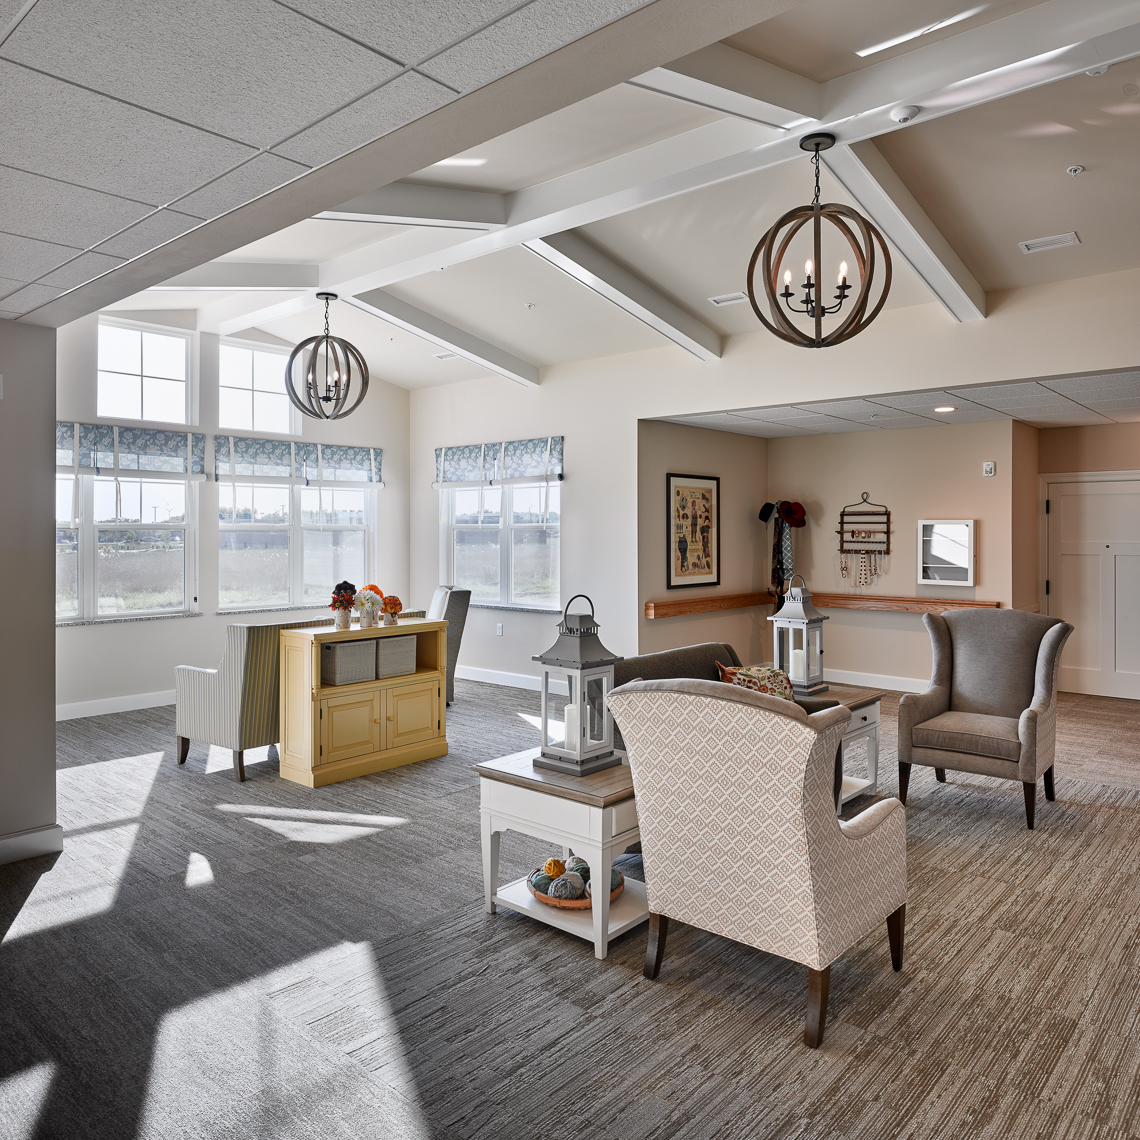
[
  {"xmin": 382, "ymin": 595, "xmax": 403, "ymax": 614},
  {"xmin": 364, "ymin": 584, "xmax": 384, "ymax": 597}
]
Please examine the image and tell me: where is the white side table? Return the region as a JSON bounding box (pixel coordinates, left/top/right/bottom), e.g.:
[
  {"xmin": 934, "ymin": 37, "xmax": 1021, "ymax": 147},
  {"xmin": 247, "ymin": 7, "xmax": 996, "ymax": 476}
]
[
  {"xmin": 826, "ymin": 684, "xmax": 884, "ymax": 811},
  {"xmin": 475, "ymin": 747, "xmax": 649, "ymax": 959}
]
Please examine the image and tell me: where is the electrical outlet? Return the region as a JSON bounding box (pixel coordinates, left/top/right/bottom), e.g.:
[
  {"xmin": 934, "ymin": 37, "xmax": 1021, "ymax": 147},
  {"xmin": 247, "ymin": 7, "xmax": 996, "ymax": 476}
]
[
  {"xmin": 496, "ymin": 623, "xmax": 503, "ymax": 636},
  {"xmin": 983, "ymin": 461, "xmax": 996, "ymax": 477}
]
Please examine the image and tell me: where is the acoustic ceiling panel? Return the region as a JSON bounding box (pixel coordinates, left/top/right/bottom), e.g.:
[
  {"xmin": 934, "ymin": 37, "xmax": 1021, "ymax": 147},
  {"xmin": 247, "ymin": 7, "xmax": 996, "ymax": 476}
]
[
  {"xmin": 796, "ymin": 399, "xmax": 935, "ymax": 425},
  {"xmin": 0, "ymin": 231, "xmax": 79, "ymax": 282},
  {"xmin": 173, "ymin": 154, "xmax": 311, "ymax": 221},
  {"xmin": 950, "ymin": 382, "xmax": 1073, "ymax": 408},
  {"xmin": 0, "ymin": 282, "xmax": 65, "ymax": 313},
  {"xmin": 40, "ymin": 251, "xmax": 126, "ymax": 290},
  {"xmin": 94, "ymin": 211, "xmax": 204, "ymax": 260}
]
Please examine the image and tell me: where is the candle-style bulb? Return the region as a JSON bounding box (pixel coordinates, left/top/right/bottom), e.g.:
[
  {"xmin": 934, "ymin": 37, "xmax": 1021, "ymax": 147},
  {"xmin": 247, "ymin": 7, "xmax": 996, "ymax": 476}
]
[
  {"xmin": 839, "ymin": 260, "xmax": 848, "ymax": 284},
  {"xmin": 805, "ymin": 259, "xmax": 813, "ymax": 278},
  {"xmin": 783, "ymin": 270, "xmax": 792, "ymax": 285}
]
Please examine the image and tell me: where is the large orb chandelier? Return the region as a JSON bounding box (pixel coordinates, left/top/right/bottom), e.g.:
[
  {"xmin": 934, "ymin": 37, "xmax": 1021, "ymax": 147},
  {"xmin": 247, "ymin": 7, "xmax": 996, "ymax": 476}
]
[
  {"xmin": 746, "ymin": 134, "xmax": 892, "ymax": 349},
  {"xmin": 285, "ymin": 292, "xmax": 369, "ymax": 419}
]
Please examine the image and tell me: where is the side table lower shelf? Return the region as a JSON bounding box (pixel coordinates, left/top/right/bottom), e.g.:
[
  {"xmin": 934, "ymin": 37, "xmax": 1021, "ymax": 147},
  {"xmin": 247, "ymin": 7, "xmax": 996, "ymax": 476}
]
[{"xmin": 493, "ymin": 876, "xmax": 650, "ymax": 946}]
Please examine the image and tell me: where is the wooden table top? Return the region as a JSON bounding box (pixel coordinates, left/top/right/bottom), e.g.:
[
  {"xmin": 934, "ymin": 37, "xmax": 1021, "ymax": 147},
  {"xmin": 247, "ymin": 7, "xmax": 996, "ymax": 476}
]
[
  {"xmin": 474, "ymin": 748, "xmax": 634, "ymax": 808},
  {"xmin": 822, "ymin": 684, "xmax": 887, "ymax": 711}
]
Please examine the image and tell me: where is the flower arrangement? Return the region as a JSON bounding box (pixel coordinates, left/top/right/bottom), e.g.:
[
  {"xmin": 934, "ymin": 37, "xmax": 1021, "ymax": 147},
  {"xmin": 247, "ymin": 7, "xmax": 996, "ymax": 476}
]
[
  {"xmin": 354, "ymin": 585, "xmax": 384, "ymax": 615},
  {"xmin": 381, "ymin": 594, "xmax": 403, "ymax": 615},
  {"xmin": 330, "ymin": 580, "xmax": 357, "ymax": 611}
]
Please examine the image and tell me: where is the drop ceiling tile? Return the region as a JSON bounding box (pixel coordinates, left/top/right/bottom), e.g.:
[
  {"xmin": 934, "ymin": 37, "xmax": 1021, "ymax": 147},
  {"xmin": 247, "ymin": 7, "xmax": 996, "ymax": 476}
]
[
  {"xmin": 274, "ymin": 72, "xmax": 453, "ymax": 168},
  {"xmin": 1040, "ymin": 373, "xmax": 1140, "ymax": 398},
  {"xmin": 1078, "ymin": 397, "xmax": 1140, "ymax": 417},
  {"xmin": 732, "ymin": 408, "xmax": 868, "ymax": 432},
  {"xmin": 420, "ymin": 0, "xmax": 650, "ymax": 93},
  {"xmin": 0, "ymin": 311, "xmax": 20, "ymax": 320},
  {"xmin": 732, "ymin": 406, "xmax": 824, "ymax": 422},
  {"xmin": 172, "ymin": 154, "xmax": 311, "ymax": 220},
  {"xmin": 867, "ymin": 392, "xmax": 1008, "ymax": 424},
  {"xmin": 949, "ymin": 383, "xmax": 1071, "ymax": 408},
  {"xmin": 0, "ymin": 164, "xmax": 152, "ymax": 248},
  {"xmin": 1, "ymin": 0, "xmax": 400, "ymax": 149},
  {"xmin": 95, "ymin": 211, "xmax": 202, "ymax": 259},
  {"xmin": 1017, "ymin": 409, "xmax": 1114, "ymax": 425},
  {"xmin": 40, "ymin": 250, "xmax": 126, "ymax": 289},
  {"xmin": 793, "ymin": 399, "xmax": 934, "ymax": 425},
  {"xmin": 0, "ymin": 61, "xmax": 254, "ymax": 203},
  {"xmin": 0, "ymin": 230, "xmax": 79, "ymax": 281},
  {"xmin": 281, "ymin": 0, "xmax": 519, "ymax": 64},
  {"xmin": 0, "ymin": 282, "xmax": 65, "ymax": 313}
]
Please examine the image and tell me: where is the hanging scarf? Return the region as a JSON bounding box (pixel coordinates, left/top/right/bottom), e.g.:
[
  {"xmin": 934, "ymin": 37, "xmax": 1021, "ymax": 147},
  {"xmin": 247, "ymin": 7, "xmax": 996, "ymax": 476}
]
[{"xmin": 771, "ymin": 501, "xmax": 794, "ymax": 597}]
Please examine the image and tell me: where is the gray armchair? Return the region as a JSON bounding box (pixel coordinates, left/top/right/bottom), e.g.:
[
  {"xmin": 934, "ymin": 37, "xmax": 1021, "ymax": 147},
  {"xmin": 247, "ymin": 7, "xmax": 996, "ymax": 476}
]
[
  {"xmin": 403, "ymin": 586, "xmax": 471, "ymax": 704},
  {"xmin": 898, "ymin": 610, "xmax": 1072, "ymax": 829}
]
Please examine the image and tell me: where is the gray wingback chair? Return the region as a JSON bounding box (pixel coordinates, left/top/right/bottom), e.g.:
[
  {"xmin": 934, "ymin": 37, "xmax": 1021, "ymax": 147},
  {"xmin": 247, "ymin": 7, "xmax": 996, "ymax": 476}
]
[
  {"xmin": 609, "ymin": 678, "xmax": 907, "ymax": 1048},
  {"xmin": 898, "ymin": 610, "xmax": 1073, "ymax": 829},
  {"xmin": 404, "ymin": 586, "xmax": 471, "ymax": 704}
]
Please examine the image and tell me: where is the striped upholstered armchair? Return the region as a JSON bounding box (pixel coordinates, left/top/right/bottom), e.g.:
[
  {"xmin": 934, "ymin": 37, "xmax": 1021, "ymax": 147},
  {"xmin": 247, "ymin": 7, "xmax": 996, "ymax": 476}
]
[{"xmin": 175, "ymin": 619, "xmax": 330, "ymax": 781}]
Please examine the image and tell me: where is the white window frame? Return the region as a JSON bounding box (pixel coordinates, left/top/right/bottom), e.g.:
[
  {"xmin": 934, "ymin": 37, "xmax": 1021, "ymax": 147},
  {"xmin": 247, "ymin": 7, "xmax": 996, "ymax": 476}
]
[
  {"xmin": 440, "ymin": 481, "xmax": 560, "ymax": 610},
  {"xmin": 217, "ymin": 482, "xmax": 374, "ymax": 612},
  {"xmin": 96, "ymin": 317, "xmax": 195, "ymax": 427},
  {"xmin": 218, "ymin": 337, "xmax": 297, "ymax": 436},
  {"xmin": 56, "ymin": 473, "xmax": 199, "ymax": 623}
]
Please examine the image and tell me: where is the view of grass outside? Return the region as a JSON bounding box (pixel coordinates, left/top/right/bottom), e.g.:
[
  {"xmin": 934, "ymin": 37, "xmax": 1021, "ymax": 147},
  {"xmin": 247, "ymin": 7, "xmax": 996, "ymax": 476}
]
[
  {"xmin": 56, "ymin": 530, "xmax": 78, "ymax": 619},
  {"xmin": 97, "ymin": 530, "xmax": 185, "ymax": 613},
  {"xmin": 512, "ymin": 530, "xmax": 558, "ymax": 608},
  {"xmin": 218, "ymin": 531, "xmax": 290, "ymax": 608},
  {"xmin": 454, "ymin": 530, "xmax": 500, "ymax": 601},
  {"xmin": 302, "ymin": 530, "xmax": 365, "ymax": 604}
]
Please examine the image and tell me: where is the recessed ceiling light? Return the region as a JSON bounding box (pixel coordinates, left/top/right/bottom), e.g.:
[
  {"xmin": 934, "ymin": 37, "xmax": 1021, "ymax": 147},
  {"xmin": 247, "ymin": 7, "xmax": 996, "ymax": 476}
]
[
  {"xmin": 430, "ymin": 157, "xmax": 487, "ymax": 167},
  {"xmin": 934, "ymin": 406, "xmax": 956, "ymax": 413},
  {"xmin": 854, "ymin": 5, "xmax": 984, "ymax": 57}
]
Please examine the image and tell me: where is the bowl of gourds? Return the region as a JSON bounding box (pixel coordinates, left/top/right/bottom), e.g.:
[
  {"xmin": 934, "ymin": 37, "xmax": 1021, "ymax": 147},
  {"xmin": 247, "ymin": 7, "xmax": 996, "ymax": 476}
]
[{"xmin": 526, "ymin": 855, "xmax": 624, "ymax": 909}]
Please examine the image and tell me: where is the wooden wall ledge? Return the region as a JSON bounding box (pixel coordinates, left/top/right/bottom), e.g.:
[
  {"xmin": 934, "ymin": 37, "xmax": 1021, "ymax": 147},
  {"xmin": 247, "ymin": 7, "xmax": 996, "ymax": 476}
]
[
  {"xmin": 644, "ymin": 591, "xmax": 999, "ymax": 618},
  {"xmin": 644, "ymin": 591, "xmax": 774, "ymax": 619}
]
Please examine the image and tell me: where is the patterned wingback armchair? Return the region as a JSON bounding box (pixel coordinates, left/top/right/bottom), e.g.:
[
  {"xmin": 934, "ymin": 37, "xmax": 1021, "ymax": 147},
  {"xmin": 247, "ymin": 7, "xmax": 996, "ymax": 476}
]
[
  {"xmin": 898, "ymin": 610, "xmax": 1073, "ymax": 829},
  {"xmin": 608, "ymin": 678, "xmax": 908, "ymax": 1047},
  {"xmin": 175, "ymin": 619, "xmax": 331, "ymax": 781}
]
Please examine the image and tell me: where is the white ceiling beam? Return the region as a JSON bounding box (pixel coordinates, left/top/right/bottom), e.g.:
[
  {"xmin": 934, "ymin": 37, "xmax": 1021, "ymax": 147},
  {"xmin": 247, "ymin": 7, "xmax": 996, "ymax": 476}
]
[
  {"xmin": 318, "ymin": 0, "xmax": 1140, "ymax": 302},
  {"xmin": 524, "ymin": 231, "xmax": 721, "ymax": 360},
  {"xmin": 315, "ymin": 183, "xmax": 508, "ymax": 230},
  {"xmin": 154, "ymin": 263, "xmax": 319, "ymax": 290},
  {"xmin": 201, "ymin": 292, "xmax": 319, "ymax": 336},
  {"xmin": 824, "ymin": 140, "xmax": 986, "ymax": 322},
  {"xmin": 349, "ymin": 289, "xmax": 540, "ymax": 388}
]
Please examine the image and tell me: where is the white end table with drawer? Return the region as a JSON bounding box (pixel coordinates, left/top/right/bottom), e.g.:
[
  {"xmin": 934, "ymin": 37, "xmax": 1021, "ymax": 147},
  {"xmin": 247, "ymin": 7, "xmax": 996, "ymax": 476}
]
[
  {"xmin": 475, "ymin": 748, "xmax": 649, "ymax": 959},
  {"xmin": 825, "ymin": 684, "xmax": 885, "ymax": 811}
]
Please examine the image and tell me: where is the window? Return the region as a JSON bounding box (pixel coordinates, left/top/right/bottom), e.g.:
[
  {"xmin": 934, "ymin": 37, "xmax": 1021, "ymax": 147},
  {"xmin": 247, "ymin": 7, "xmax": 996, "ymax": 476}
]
[
  {"xmin": 97, "ymin": 322, "xmax": 190, "ymax": 424},
  {"xmin": 218, "ymin": 485, "xmax": 368, "ymax": 610},
  {"xmin": 219, "ymin": 342, "xmax": 293, "ymax": 434},
  {"xmin": 444, "ymin": 483, "xmax": 560, "ymax": 609}
]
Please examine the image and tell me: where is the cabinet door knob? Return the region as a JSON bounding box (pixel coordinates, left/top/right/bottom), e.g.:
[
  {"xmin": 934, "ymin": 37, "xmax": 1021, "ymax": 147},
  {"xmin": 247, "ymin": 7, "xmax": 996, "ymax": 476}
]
[
  {"xmin": 373, "ymin": 718, "xmax": 381, "ymax": 724},
  {"xmin": 387, "ymin": 715, "xmax": 393, "ymax": 721}
]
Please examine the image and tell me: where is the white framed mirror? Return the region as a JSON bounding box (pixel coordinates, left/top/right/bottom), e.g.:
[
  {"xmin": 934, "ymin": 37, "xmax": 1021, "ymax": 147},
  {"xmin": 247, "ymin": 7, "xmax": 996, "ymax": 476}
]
[{"xmin": 917, "ymin": 520, "xmax": 975, "ymax": 586}]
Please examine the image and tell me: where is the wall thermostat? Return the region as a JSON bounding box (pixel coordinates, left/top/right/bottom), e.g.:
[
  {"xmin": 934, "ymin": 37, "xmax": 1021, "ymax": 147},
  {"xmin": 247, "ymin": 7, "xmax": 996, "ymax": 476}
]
[{"xmin": 982, "ymin": 461, "xmax": 996, "ymax": 477}]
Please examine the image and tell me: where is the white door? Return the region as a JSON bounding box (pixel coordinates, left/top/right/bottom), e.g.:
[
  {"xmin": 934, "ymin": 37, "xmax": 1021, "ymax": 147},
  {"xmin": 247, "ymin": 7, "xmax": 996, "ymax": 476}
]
[{"xmin": 1047, "ymin": 480, "xmax": 1140, "ymax": 699}]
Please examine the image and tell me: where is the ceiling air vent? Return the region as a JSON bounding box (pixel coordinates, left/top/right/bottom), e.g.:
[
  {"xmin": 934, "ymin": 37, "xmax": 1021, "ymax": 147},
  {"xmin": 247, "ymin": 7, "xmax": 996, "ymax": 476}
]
[
  {"xmin": 708, "ymin": 292, "xmax": 748, "ymax": 306},
  {"xmin": 433, "ymin": 351, "xmax": 458, "ymax": 360},
  {"xmin": 1018, "ymin": 231, "xmax": 1080, "ymax": 254}
]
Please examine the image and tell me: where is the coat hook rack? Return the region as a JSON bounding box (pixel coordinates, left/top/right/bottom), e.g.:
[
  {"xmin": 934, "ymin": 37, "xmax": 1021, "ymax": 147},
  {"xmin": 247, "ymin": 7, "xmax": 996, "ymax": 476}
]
[{"xmin": 837, "ymin": 491, "xmax": 891, "ymax": 586}]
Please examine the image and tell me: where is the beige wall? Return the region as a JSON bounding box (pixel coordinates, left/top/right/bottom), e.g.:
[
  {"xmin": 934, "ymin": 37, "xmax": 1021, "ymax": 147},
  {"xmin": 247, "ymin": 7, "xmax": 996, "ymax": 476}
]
[
  {"xmin": 54, "ymin": 313, "xmax": 411, "ymax": 712},
  {"xmin": 0, "ymin": 319, "xmax": 61, "ymax": 861},
  {"xmin": 1039, "ymin": 422, "xmax": 1140, "ymax": 474},
  {"xmin": 1011, "ymin": 420, "xmax": 1040, "ymax": 611},
  {"xmin": 766, "ymin": 421, "xmax": 1015, "ymax": 683},
  {"xmin": 637, "ymin": 420, "xmax": 769, "ymax": 661}
]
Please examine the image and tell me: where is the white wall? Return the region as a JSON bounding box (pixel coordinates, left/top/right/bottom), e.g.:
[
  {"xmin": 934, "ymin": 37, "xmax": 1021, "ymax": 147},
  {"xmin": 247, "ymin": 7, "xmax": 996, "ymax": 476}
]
[
  {"xmin": 0, "ymin": 319, "xmax": 62, "ymax": 863},
  {"xmin": 55, "ymin": 313, "xmax": 411, "ymax": 715},
  {"xmin": 409, "ymin": 268, "xmax": 1140, "ymax": 689}
]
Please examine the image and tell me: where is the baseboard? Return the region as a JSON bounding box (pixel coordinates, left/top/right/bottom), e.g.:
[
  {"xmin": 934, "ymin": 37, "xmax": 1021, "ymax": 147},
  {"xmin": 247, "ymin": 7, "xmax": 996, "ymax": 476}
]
[
  {"xmin": 454, "ymin": 665, "xmax": 568, "ymax": 694},
  {"xmin": 0, "ymin": 823, "xmax": 64, "ymax": 866},
  {"xmin": 823, "ymin": 668, "xmax": 928, "ymax": 694},
  {"xmin": 56, "ymin": 688, "xmax": 175, "ymax": 721}
]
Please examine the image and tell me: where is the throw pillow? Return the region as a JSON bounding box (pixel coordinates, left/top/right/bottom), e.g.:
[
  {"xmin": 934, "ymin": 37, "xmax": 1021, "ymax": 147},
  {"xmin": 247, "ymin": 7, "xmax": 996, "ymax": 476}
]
[{"xmin": 715, "ymin": 661, "xmax": 795, "ymax": 701}]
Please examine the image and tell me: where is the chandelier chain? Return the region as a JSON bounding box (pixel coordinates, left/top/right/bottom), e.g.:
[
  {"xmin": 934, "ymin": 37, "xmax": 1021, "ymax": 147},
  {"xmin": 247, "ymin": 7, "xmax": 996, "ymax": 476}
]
[
  {"xmin": 812, "ymin": 144, "xmax": 821, "ymax": 207},
  {"xmin": 323, "ymin": 295, "xmax": 330, "ymax": 338}
]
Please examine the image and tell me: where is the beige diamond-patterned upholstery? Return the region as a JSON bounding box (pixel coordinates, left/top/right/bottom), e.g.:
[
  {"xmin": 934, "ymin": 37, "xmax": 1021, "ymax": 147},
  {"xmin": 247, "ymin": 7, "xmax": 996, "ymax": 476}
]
[{"xmin": 608, "ymin": 678, "xmax": 907, "ymax": 972}]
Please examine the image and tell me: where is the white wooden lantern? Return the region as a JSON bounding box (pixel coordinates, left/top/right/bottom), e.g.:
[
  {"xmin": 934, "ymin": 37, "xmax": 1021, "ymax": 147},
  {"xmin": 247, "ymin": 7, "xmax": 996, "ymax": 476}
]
[
  {"xmin": 768, "ymin": 575, "xmax": 829, "ymax": 695},
  {"xmin": 532, "ymin": 595, "xmax": 623, "ymax": 776}
]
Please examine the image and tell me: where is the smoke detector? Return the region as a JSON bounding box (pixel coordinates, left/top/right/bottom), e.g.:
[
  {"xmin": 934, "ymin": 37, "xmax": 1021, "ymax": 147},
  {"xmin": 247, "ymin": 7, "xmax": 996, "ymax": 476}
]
[
  {"xmin": 890, "ymin": 105, "xmax": 920, "ymax": 123},
  {"xmin": 1085, "ymin": 64, "xmax": 1111, "ymax": 76},
  {"xmin": 1067, "ymin": 165, "xmax": 1085, "ymax": 177}
]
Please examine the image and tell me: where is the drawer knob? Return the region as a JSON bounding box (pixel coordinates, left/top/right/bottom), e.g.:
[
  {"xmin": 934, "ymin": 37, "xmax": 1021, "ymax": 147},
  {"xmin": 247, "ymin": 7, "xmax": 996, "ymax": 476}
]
[
  {"xmin": 373, "ymin": 719, "xmax": 381, "ymax": 724},
  {"xmin": 387, "ymin": 715, "xmax": 393, "ymax": 721},
  {"xmin": 862, "ymin": 715, "xmax": 868, "ymax": 721}
]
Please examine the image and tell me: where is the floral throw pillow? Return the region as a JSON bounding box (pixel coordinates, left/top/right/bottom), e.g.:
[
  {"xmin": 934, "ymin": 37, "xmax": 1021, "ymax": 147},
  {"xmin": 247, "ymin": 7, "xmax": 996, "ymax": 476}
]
[{"xmin": 715, "ymin": 661, "xmax": 795, "ymax": 701}]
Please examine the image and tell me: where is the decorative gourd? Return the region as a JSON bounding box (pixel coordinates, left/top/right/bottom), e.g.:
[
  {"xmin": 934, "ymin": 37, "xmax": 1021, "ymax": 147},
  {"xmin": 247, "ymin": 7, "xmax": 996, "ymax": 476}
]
[
  {"xmin": 530, "ymin": 871, "xmax": 553, "ymax": 895},
  {"xmin": 543, "ymin": 858, "xmax": 566, "ymax": 879},
  {"xmin": 547, "ymin": 872, "xmax": 584, "ymax": 899}
]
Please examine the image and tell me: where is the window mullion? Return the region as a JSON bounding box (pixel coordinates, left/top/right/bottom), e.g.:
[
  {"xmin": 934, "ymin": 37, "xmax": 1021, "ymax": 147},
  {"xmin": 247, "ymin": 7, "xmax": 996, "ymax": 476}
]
[
  {"xmin": 81, "ymin": 475, "xmax": 97, "ymax": 620},
  {"xmin": 500, "ymin": 485, "xmax": 510, "ymax": 606}
]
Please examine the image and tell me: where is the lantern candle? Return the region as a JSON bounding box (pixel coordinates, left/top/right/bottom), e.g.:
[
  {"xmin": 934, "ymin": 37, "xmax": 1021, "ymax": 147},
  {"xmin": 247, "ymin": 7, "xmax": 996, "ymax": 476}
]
[
  {"xmin": 791, "ymin": 648, "xmax": 805, "ymax": 682},
  {"xmin": 562, "ymin": 702, "xmax": 579, "ymax": 746}
]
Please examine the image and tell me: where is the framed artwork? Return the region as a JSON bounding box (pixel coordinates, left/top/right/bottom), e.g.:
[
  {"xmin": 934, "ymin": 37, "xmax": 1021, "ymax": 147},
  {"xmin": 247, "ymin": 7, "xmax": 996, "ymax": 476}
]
[
  {"xmin": 666, "ymin": 473, "xmax": 720, "ymax": 589},
  {"xmin": 917, "ymin": 519, "xmax": 975, "ymax": 586}
]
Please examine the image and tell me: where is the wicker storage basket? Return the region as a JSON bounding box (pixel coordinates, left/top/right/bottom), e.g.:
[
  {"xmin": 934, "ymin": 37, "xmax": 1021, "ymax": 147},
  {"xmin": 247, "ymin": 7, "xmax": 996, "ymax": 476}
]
[
  {"xmin": 320, "ymin": 639, "xmax": 376, "ymax": 686},
  {"xmin": 377, "ymin": 634, "xmax": 417, "ymax": 679}
]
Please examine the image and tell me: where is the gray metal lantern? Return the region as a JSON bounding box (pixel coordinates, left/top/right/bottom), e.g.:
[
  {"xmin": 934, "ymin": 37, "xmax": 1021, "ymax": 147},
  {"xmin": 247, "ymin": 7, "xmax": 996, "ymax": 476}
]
[
  {"xmin": 768, "ymin": 575, "xmax": 829, "ymax": 695},
  {"xmin": 285, "ymin": 292, "xmax": 369, "ymax": 420},
  {"xmin": 533, "ymin": 595, "xmax": 624, "ymax": 776}
]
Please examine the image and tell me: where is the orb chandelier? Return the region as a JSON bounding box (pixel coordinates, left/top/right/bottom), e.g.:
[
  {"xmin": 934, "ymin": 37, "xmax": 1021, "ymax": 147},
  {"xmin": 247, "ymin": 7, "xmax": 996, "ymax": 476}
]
[
  {"xmin": 285, "ymin": 292, "xmax": 369, "ymax": 419},
  {"xmin": 746, "ymin": 133, "xmax": 892, "ymax": 349}
]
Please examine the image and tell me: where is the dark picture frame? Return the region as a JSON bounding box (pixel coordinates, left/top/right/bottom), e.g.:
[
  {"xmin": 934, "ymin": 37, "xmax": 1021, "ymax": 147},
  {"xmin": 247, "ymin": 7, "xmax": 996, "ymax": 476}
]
[{"xmin": 666, "ymin": 473, "xmax": 720, "ymax": 589}]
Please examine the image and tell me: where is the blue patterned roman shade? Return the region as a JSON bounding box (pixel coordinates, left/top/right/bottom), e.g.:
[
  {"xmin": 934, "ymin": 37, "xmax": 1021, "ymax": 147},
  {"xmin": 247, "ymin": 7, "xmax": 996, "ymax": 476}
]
[
  {"xmin": 434, "ymin": 436, "xmax": 564, "ymax": 485},
  {"xmin": 214, "ymin": 436, "xmax": 382, "ymax": 486},
  {"xmin": 56, "ymin": 423, "xmax": 206, "ymax": 478}
]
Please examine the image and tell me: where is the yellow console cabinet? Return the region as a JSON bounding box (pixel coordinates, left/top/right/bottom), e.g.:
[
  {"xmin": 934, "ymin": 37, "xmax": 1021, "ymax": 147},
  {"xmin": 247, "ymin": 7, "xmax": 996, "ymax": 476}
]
[{"xmin": 279, "ymin": 619, "xmax": 448, "ymax": 787}]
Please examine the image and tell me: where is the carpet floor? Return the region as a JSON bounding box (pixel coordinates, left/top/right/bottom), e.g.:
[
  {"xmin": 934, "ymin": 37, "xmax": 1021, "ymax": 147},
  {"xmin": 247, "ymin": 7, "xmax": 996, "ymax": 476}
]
[{"xmin": 1, "ymin": 683, "xmax": 1139, "ymax": 1139}]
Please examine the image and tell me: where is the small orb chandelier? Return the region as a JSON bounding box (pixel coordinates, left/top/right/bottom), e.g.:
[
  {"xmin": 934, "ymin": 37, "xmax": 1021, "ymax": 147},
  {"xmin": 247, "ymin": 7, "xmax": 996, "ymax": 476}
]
[
  {"xmin": 285, "ymin": 292, "xmax": 369, "ymax": 419},
  {"xmin": 747, "ymin": 133, "xmax": 892, "ymax": 349}
]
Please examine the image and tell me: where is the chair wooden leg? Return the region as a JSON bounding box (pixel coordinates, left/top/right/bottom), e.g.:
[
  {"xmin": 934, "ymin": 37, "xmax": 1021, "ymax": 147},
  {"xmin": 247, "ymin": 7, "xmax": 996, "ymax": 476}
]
[
  {"xmin": 887, "ymin": 904, "xmax": 905, "ymax": 972},
  {"xmin": 897, "ymin": 762, "xmax": 911, "ymax": 805},
  {"xmin": 176, "ymin": 736, "xmax": 189, "ymax": 765},
  {"xmin": 1044, "ymin": 765, "xmax": 1056, "ymax": 802},
  {"xmin": 233, "ymin": 750, "xmax": 246, "ymax": 782},
  {"xmin": 934, "ymin": 768, "xmax": 946, "ymax": 783},
  {"xmin": 644, "ymin": 913, "xmax": 668, "ymax": 980},
  {"xmin": 804, "ymin": 966, "xmax": 830, "ymax": 1048},
  {"xmin": 1023, "ymin": 780, "xmax": 1036, "ymax": 830}
]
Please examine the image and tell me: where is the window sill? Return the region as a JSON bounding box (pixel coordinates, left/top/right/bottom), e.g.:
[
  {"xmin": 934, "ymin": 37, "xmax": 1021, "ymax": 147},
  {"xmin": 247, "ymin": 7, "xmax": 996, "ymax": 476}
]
[
  {"xmin": 57, "ymin": 611, "xmax": 203, "ymax": 628},
  {"xmin": 216, "ymin": 605, "xmax": 331, "ymax": 617},
  {"xmin": 470, "ymin": 603, "xmax": 562, "ymax": 615}
]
